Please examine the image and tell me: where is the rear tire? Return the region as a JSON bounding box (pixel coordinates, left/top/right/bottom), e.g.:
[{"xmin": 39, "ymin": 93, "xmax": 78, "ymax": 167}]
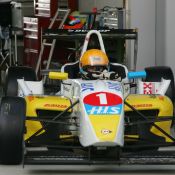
[
  {"xmin": 0, "ymin": 97, "xmax": 26, "ymax": 164},
  {"xmin": 145, "ymin": 66, "xmax": 175, "ymax": 103},
  {"xmin": 144, "ymin": 66, "xmax": 175, "ymax": 145},
  {"xmin": 4, "ymin": 66, "xmax": 37, "ymax": 96}
]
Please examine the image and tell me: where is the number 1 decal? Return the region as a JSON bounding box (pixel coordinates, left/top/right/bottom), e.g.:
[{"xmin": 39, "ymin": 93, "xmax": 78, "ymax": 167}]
[
  {"xmin": 96, "ymin": 93, "xmax": 107, "ymax": 105},
  {"xmin": 84, "ymin": 92, "xmax": 122, "ymax": 106}
]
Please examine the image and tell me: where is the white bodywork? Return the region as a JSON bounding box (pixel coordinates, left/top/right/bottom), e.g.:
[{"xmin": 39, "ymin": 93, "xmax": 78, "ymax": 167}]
[
  {"xmin": 17, "ymin": 79, "xmax": 44, "ymax": 96},
  {"xmin": 15, "ymin": 30, "xmax": 171, "ymax": 148},
  {"xmin": 61, "ymin": 79, "xmax": 125, "ymax": 147},
  {"xmin": 16, "ymin": 75, "xmax": 171, "ymax": 148}
]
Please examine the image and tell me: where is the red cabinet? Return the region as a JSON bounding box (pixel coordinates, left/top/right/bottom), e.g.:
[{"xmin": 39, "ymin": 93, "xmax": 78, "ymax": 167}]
[
  {"xmin": 23, "ymin": 17, "xmax": 50, "ymax": 68},
  {"xmin": 23, "ymin": 0, "xmax": 78, "ymax": 69},
  {"xmin": 23, "ymin": 17, "xmax": 39, "ymax": 68},
  {"xmin": 34, "ymin": 0, "xmax": 78, "ymax": 17},
  {"xmin": 34, "ymin": 0, "xmax": 58, "ymax": 17}
]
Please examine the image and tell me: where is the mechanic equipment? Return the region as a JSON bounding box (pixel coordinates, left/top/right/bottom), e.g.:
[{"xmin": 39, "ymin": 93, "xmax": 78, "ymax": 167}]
[
  {"xmin": 11, "ymin": 1, "xmax": 34, "ymax": 29},
  {"xmin": 35, "ymin": 8, "xmax": 70, "ymax": 77},
  {"xmin": 11, "ymin": 1, "xmax": 34, "ymax": 65},
  {"xmin": 98, "ymin": 7, "xmax": 125, "ymax": 29}
]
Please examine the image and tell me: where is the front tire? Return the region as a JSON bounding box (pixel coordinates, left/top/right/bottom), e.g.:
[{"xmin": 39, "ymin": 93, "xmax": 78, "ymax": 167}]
[
  {"xmin": 144, "ymin": 66, "xmax": 175, "ymax": 144},
  {"xmin": 4, "ymin": 66, "xmax": 37, "ymax": 96},
  {"xmin": 0, "ymin": 97, "xmax": 26, "ymax": 164}
]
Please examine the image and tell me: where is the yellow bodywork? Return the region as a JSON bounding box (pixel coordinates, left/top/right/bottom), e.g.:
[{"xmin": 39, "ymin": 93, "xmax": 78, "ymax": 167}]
[
  {"xmin": 88, "ymin": 94, "xmax": 173, "ymax": 143},
  {"xmin": 89, "ymin": 115, "xmax": 120, "ymax": 142},
  {"xmin": 125, "ymin": 94, "xmax": 173, "ymax": 142},
  {"xmin": 25, "ymin": 95, "xmax": 71, "ymax": 140},
  {"xmin": 24, "ymin": 93, "xmax": 173, "ymax": 143}
]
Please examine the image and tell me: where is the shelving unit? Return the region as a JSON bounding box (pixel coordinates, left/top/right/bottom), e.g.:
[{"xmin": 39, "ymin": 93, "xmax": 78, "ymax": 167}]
[
  {"xmin": 34, "ymin": 0, "xmax": 78, "ymax": 17},
  {"xmin": 34, "ymin": 0, "xmax": 58, "ymax": 17},
  {"xmin": 23, "ymin": 17, "xmax": 39, "ymax": 67},
  {"xmin": 23, "ymin": 0, "xmax": 78, "ymax": 69}
]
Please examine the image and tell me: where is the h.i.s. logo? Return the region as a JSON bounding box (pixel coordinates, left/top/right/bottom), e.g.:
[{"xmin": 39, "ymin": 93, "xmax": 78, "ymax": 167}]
[{"xmin": 83, "ymin": 92, "xmax": 122, "ymax": 115}]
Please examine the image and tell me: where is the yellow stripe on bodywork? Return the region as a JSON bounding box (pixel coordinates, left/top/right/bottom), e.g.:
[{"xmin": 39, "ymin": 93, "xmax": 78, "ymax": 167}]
[
  {"xmin": 125, "ymin": 94, "xmax": 173, "ymax": 142},
  {"xmin": 89, "ymin": 115, "xmax": 120, "ymax": 141},
  {"xmin": 24, "ymin": 95, "xmax": 71, "ymax": 140}
]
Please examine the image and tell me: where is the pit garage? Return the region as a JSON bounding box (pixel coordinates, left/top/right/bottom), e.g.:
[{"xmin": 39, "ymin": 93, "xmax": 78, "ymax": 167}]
[{"xmin": 1, "ymin": 0, "xmax": 175, "ymax": 174}]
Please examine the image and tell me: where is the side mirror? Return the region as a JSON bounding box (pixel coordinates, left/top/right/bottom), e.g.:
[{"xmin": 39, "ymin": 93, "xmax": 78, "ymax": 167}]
[
  {"xmin": 128, "ymin": 71, "xmax": 146, "ymax": 79},
  {"xmin": 49, "ymin": 72, "xmax": 68, "ymax": 80}
]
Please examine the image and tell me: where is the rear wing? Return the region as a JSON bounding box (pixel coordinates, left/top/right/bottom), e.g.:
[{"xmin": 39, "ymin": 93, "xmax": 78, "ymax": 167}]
[{"xmin": 42, "ymin": 29, "xmax": 138, "ymax": 70}]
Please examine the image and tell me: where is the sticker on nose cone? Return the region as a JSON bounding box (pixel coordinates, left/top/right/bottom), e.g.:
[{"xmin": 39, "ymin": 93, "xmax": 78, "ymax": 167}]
[
  {"xmin": 101, "ymin": 129, "xmax": 112, "ymax": 135},
  {"xmin": 83, "ymin": 92, "xmax": 123, "ymax": 115},
  {"xmin": 84, "ymin": 92, "xmax": 122, "ymax": 106},
  {"xmin": 84, "ymin": 105, "xmax": 122, "ymax": 115}
]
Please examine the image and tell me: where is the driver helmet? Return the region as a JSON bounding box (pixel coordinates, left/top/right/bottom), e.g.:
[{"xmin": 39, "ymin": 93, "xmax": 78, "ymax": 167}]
[{"xmin": 80, "ymin": 49, "xmax": 109, "ymax": 79}]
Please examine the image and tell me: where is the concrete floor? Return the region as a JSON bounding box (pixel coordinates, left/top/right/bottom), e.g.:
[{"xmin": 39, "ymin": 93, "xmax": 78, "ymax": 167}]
[
  {"xmin": 1, "ymin": 148, "xmax": 175, "ymax": 175},
  {"xmin": 1, "ymin": 165, "xmax": 175, "ymax": 175}
]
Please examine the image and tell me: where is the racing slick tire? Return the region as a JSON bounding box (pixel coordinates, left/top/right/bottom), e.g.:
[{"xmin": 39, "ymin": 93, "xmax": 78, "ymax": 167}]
[
  {"xmin": 145, "ymin": 66, "xmax": 175, "ymax": 103},
  {"xmin": 144, "ymin": 66, "xmax": 175, "ymax": 145},
  {"xmin": 0, "ymin": 97, "xmax": 26, "ymax": 164},
  {"xmin": 4, "ymin": 66, "xmax": 37, "ymax": 96}
]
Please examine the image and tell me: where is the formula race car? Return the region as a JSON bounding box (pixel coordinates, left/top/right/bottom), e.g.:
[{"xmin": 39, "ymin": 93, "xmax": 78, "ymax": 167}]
[{"xmin": 0, "ymin": 30, "xmax": 175, "ymax": 165}]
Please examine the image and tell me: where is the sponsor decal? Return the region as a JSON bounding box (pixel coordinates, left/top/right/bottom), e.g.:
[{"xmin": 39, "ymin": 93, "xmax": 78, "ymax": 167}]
[
  {"xmin": 107, "ymin": 82, "xmax": 121, "ymax": 92},
  {"xmin": 143, "ymin": 82, "xmax": 158, "ymax": 94},
  {"xmin": 158, "ymin": 96, "xmax": 164, "ymax": 101},
  {"xmin": 68, "ymin": 29, "xmax": 110, "ymax": 33},
  {"xmin": 84, "ymin": 92, "xmax": 122, "ymax": 106},
  {"xmin": 81, "ymin": 83, "xmax": 94, "ymax": 92},
  {"xmin": 132, "ymin": 104, "xmax": 153, "ymax": 108},
  {"xmin": 44, "ymin": 104, "xmax": 68, "ymax": 108},
  {"xmin": 28, "ymin": 96, "xmax": 34, "ymax": 102},
  {"xmin": 101, "ymin": 129, "xmax": 112, "ymax": 135},
  {"xmin": 3, "ymin": 103, "xmax": 11, "ymax": 115},
  {"xmin": 36, "ymin": 96, "xmax": 44, "ymax": 99},
  {"xmin": 63, "ymin": 85, "xmax": 70, "ymax": 92},
  {"xmin": 90, "ymin": 56, "xmax": 102, "ymax": 63},
  {"xmin": 143, "ymin": 82, "xmax": 154, "ymax": 94},
  {"xmin": 85, "ymin": 105, "xmax": 122, "ymax": 115},
  {"xmin": 83, "ymin": 92, "xmax": 123, "ymax": 115}
]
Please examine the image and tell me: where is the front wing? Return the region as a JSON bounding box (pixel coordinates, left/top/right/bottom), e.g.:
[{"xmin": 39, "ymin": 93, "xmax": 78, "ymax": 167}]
[{"xmin": 23, "ymin": 94, "xmax": 175, "ymax": 165}]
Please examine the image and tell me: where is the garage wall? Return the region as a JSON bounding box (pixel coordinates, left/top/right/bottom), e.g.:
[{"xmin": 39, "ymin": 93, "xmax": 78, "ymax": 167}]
[
  {"xmin": 79, "ymin": 0, "xmax": 123, "ymax": 12},
  {"xmin": 128, "ymin": 0, "xmax": 156, "ymax": 71},
  {"xmin": 156, "ymin": 0, "xmax": 175, "ymax": 75},
  {"xmin": 155, "ymin": 0, "xmax": 166, "ymax": 66}
]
